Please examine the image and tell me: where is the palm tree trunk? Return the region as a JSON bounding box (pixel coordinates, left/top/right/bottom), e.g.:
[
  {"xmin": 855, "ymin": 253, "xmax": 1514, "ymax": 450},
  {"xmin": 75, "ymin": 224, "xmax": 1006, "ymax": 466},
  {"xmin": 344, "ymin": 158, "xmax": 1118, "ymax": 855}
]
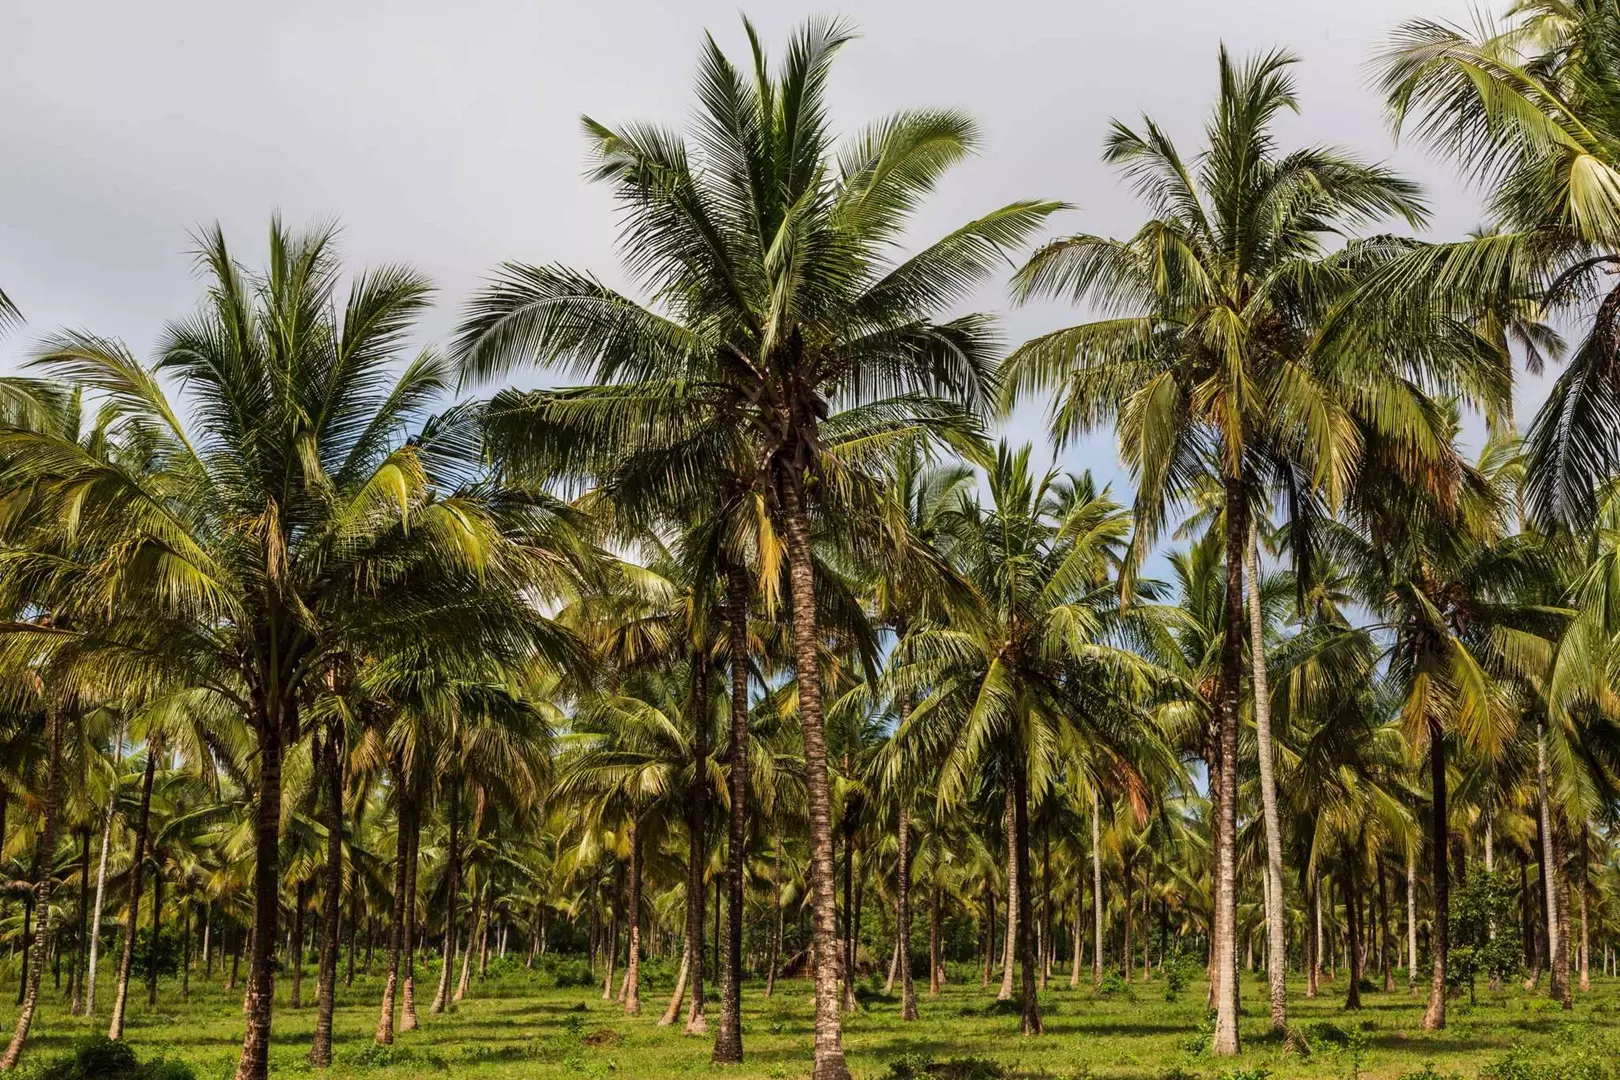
[
  {"xmin": 779, "ymin": 474, "xmax": 851, "ymax": 1080},
  {"xmin": 661, "ymin": 938, "xmax": 690, "ymax": 1026},
  {"xmin": 1070, "ymin": 871, "xmax": 1083, "ymax": 989},
  {"xmin": 311, "ymin": 715, "xmax": 344, "ymax": 1066},
  {"xmin": 70, "ymin": 828, "xmax": 91, "ymax": 1015},
  {"xmin": 1, "ymin": 704, "xmax": 63, "ymax": 1070},
  {"xmin": 234, "ymin": 705, "xmax": 287, "ymax": 1080},
  {"xmin": 1579, "ymin": 832, "xmax": 1591, "ymax": 993},
  {"xmin": 1245, "ymin": 529, "xmax": 1287, "ymax": 1029},
  {"xmin": 431, "ymin": 782, "xmax": 461, "ymax": 1014},
  {"xmin": 1305, "ymin": 869, "xmax": 1318, "ymax": 999},
  {"xmin": 147, "ymin": 867, "xmax": 164, "ymax": 1007},
  {"xmin": 1421, "ymin": 715, "xmax": 1449, "ymax": 1030},
  {"xmin": 685, "ymin": 652, "xmax": 709, "ymax": 1034},
  {"xmin": 982, "ymin": 889, "xmax": 994, "ymax": 988},
  {"xmin": 109, "ymin": 739, "xmax": 159, "ymax": 1040},
  {"xmin": 897, "ymin": 797, "xmax": 918, "ymax": 1020},
  {"xmin": 840, "ymin": 812, "xmax": 858, "ymax": 1012},
  {"xmin": 625, "ymin": 821, "xmax": 642, "ymax": 1016},
  {"xmin": 290, "ymin": 877, "xmax": 306, "ymax": 1008},
  {"xmin": 1406, "ymin": 848, "xmax": 1418, "ymax": 993},
  {"xmin": 713, "ymin": 563, "xmax": 751, "ymax": 1061},
  {"xmin": 766, "ymin": 818, "xmax": 782, "ymax": 998},
  {"xmin": 1092, "ymin": 788, "xmax": 1104, "ymax": 988},
  {"xmin": 375, "ymin": 792, "xmax": 409, "ymax": 1045},
  {"xmin": 1378, "ymin": 859, "xmax": 1394, "ymax": 992},
  {"xmin": 999, "ymin": 785, "xmax": 1017, "ymax": 1001},
  {"xmin": 1343, "ymin": 851, "xmax": 1362, "ymax": 1010},
  {"xmin": 929, "ymin": 874, "xmax": 942, "ymax": 997},
  {"xmin": 1538, "ymin": 721, "xmax": 1572, "ymax": 1008},
  {"xmin": 1013, "ymin": 762, "xmax": 1043, "ymax": 1035},
  {"xmin": 84, "ymin": 720, "xmax": 125, "ymax": 1018},
  {"xmin": 400, "ymin": 815, "xmax": 420, "ymax": 1030},
  {"xmin": 1211, "ymin": 472, "xmax": 1246, "ymax": 1056},
  {"xmin": 457, "ymin": 884, "xmax": 486, "ymax": 1002}
]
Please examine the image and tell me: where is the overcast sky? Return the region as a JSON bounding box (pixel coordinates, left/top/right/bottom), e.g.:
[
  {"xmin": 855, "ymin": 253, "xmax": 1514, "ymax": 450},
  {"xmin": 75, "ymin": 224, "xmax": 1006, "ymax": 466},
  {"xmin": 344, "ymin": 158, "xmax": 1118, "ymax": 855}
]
[{"xmin": 2, "ymin": 0, "xmax": 1532, "ymax": 514}]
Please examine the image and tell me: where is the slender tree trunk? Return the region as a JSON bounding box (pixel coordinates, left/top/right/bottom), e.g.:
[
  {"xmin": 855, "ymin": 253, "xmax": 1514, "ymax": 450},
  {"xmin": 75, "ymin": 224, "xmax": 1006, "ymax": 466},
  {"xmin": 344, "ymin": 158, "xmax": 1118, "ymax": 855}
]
[
  {"xmin": 1246, "ymin": 529, "xmax": 1287, "ymax": 1029},
  {"xmin": 661, "ymin": 938, "xmax": 690, "ymax": 1026},
  {"xmin": 1343, "ymin": 850, "xmax": 1362, "ymax": 1010},
  {"xmin": 431, "ymin": 782, "xmax": 461, "ymax": 1014},
  {"xmin": 147, "ymin": 868, "xmax": 164, "ymax": 1007},
  {"xmin": 290, "ymin": 878, "xmax": 306, "ymax": 1008},
  {"xmin": 110, "ymin": 740, "xmax": 159, "ymax": 1040},
  {"xmin": 999, "ymin": 785, "xmax": 1017, "ymax": 1001},
  {"xmin": 929, "ymin": 874, "xmax": 942, "ymax": 998},
  {"xmin": 840, "ymin": 810, "xmax": 858, "ymax": 1012},
  {"xmin": 70, "ymin": 828, "xmax": 91, "ymax": 1015},
  {"xmin": 766, "ymin": 819, "xmax": 782, "ymax": 998},
  {"xmin": 84, "ymin": 722, "xmax": 125, "ymax": 1018},
  {"xmin": 685, "ymin": 653, "xmax": 709, "ymax": 1035},
  {"xmin": 625, "ymin": 821, "xmax": 642, "ymax": 1016},
  {"xmin": 376, "ymin": 794, "xmax": 409, "ymax": 1045},
  {"xmin": 457, "ymin": 884, "xmax": 486, "ymax": 1002},
  {"xmin": 1013, "ymin": 763, "xmax": 1042, "ymax": 1035},
  {"xmin": 234, "ymin": 703, "xmax": 288, "ymax": 1080},
  {"xmin": 1070, "ymin": 871, "xmax": 1083, "ymax": 988},
  {"xmin": 1306, "ymin": 870, "xmax": 1319, "ymax": 999},
  {"xmin": 1378, "ymin": 860, "xmax": 1394, "ymax": 992},
  {"xmin": 1092, "ymin": 789, "xmax": 1104, "ymax": 988},
  {"xmin": 897, "ymin": 796, "xmax": 917, "ymax": 1020},
  {"xmin": 1579, "ymin": 830, "xmax": 1591, "ymax": 993},
  {"xmin": 1407, "ymin": 848, "xmax": 1419, "ymax": 994},
  {"xmin": 311, "ymin": 716, "xmax": 344, "ymax": 1066},
  {"xmin": 1209, "ymin": 474, "xmax": 1246, "ymax": 1055},
  {"xmin": 713, "ymin": 564, "xmax": 751, "ymax": 1061},
  {"xmin": 1422, "ymin": 716, "xmax": 1449, "ymax": 1030},
  {"xmin": 780, "ymin": 475, "xmax": 851, "ymax": 1080},
  {"xmin": 400, "ymin": 815, "xmax": 420, "ymax": 1030},
  {"xmin": 1, "ymin": 704, "xmax": 63, "ymax": 1070},
  {"xmin": 1538, "ymin": 722, "xmax": 1572, "ymax": 1008}
]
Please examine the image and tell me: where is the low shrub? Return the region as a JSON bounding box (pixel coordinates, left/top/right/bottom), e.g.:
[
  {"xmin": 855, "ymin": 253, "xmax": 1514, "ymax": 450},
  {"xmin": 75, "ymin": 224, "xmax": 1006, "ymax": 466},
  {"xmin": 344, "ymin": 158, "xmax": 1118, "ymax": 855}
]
[{"xmin": 34, "ymin": 1038, "xmax": 197, "ymax": 1080}]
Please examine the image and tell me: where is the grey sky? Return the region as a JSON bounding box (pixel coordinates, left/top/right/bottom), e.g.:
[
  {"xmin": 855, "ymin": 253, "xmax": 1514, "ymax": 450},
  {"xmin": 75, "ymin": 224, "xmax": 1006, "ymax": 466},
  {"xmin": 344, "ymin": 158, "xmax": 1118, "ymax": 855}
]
[{"xmin": 2, "ymin": 0, "xmax": 1531, "ymax": 513}]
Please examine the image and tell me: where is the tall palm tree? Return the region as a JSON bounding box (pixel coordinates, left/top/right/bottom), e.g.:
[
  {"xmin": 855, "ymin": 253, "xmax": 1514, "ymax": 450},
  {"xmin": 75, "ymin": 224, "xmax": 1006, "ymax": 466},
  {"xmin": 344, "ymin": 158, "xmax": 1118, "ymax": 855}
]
[
  {"xmin": 453, "ymin": 20, "xmax": 1056, "ymax": 1077},
  {"xmin": 895, "ymin": 443, "xmax": 1171, "ymax": 1035},
  {"xmin": 1001, "ymin": 47, "xmax": 1478, "ymax": 1049},
  {"xmin": 0, "ymin": 221, "xmax": 582, "ymax": 1080}
]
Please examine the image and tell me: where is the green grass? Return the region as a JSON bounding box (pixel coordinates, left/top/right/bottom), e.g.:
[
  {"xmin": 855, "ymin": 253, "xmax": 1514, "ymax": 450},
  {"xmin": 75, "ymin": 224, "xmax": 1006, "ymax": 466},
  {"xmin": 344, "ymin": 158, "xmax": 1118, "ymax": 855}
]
[{"xmin": 1, "ymin": 963, "xmax": 1615, "ymax": 1079}]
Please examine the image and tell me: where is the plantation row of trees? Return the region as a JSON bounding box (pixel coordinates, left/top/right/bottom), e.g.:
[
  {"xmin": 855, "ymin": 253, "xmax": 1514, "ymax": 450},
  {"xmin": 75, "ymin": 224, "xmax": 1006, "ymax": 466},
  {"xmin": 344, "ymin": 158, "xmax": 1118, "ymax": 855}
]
[{"xmin": 6, "ymin": 3, "xmax": 1620, "ymax": 1078}]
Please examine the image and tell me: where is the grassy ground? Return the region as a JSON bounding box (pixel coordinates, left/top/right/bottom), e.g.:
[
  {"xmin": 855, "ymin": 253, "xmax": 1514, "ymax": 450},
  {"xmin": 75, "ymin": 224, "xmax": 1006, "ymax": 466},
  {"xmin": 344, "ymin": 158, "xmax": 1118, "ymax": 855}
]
[{"xmin": 1, "ymin": 962, "xmax": 1614, "ymax": 1080}]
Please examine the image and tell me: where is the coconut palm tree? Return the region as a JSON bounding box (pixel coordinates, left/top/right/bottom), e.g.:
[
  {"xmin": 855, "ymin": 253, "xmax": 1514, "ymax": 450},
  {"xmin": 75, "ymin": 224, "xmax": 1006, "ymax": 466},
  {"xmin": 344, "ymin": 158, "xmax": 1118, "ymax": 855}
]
[
  {"xmin": 998, "ymin": 45, "xmax": 1503, "ymax": 1047},
  {"xmin": 453, "ymin": 22, "xmax": 1055, "ymax": 1073},
  {"xmin": 893, "ymin": 443, "xmax": 1173, "ymax": 1034},
  {"xmin": 0, "ymin": 220, "xmax": 586, "ymax": 1080}
]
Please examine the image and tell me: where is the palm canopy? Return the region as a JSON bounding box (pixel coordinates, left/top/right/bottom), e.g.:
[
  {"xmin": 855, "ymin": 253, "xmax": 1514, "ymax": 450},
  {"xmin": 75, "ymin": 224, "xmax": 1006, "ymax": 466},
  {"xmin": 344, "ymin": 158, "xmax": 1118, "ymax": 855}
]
[
  {"xmin": 454, "ymin": 16, "xmax": 1056, "ymax": 517},
  {"xmin": 1376, "ymin": 0, "xmax": 1620, "ymax": 526},
  {"xmin": 1004, "ymin": 46, "xmax": 1490, "ymax": 555}
]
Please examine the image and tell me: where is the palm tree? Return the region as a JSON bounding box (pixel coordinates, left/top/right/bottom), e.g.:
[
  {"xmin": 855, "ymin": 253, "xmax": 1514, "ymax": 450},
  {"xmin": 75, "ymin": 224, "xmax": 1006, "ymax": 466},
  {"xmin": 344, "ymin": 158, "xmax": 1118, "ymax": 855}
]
[
  {"xmin": 895, "ymin": 443, "xmax": 1171, "ymax": 1035},
  {"xmin": 0, "ymin": 221, "xmax": 582, "ymax": 1080},
  {"xmin": 453, "ymin": 20, "xmax": 1056, "ymax": 1076},
  {"xmin": 1376, "ymin": 0, "xmax": 1620, "ymax": 528},
  {"xmin": 1001, "ymin": 46, "xmax": 1479, "ymax": 1048}
]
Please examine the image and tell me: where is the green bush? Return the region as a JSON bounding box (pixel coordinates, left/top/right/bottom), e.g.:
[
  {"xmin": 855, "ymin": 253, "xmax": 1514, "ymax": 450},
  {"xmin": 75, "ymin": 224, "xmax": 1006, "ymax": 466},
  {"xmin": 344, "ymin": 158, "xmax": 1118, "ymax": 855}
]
[
  {"xmin": 33, "ymin": 1037, "xmax": 196, "ymax": 1080},
  {"xmin": 550, "ymin": 959, "xmax": 594, "ymax": 988},
  {"xmin": 880, "ymin": 1056, "xmax": 1006, "ymax": 1080}
]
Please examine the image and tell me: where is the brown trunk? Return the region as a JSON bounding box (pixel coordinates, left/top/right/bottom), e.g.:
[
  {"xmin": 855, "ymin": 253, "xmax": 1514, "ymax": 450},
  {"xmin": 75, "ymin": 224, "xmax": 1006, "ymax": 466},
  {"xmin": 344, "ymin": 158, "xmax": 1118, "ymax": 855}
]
[
  {"xmin": 1013, "ymin": 763, "xmax": 1043, "ymax": 1035},
  {"xmin": 109, "ymin": 739, "xmax": 159, "ymax": 1040},
  {"xmin": 713, "ymin": 563, "xmax": 750, "ymax": 1061},
  {"xmin": 310, "ymin": 716, "xmax": 344, "ymax": 1066},
  {"xmin": 1538, "ymin": 723, "xmax": 1572, "ymax": 1008},
  {"xmin": 1, "ymin": 705, "xmax": 63, "ymax": 1069},
  {"xmin": 290, "ymin": 877, "xmax": 306, "ymax": 1008},
  {"xmin": 374, "ymin": 789, "xmax": 409, "ymax": 1044},
  {"xmin": 999, "ymin": 784, "xmax": 1017, "ymax": 1000},
  {"xmin": 625, "ymin": 821, "xmax": 642, "ymax": 1015},
  {"xmin": 1422, "ymin": 716, "xmax": 1449, "ymax": 1030},
  {"xmin": 431, "ymin": 782, "xmax": 461, "ymax": 1014},
  {"xmin": 146, "ymin": 867, "xmax": 164, "ymax": 1007},
  {"xmin": 1211, "ymin": 474, "xmax": 1245, "ymax": 1055},
  {"xmin": 897, "ymin": 793, "xmax": 918, "ymax": 1020},
  {"xmin": 779, "ymin": 474, "xmax": 850, "ymax": 1080},
  {"xmin": 660, "ymin": 938, "xmax": 690, "ymax": 1026},
  {"xmin": 684, "ymin": 652, "xmax": 709, "ymax": 1034},
  {"xmin": 1343, "ymin": 849, "xmax": 1362, "ymax": 1010},
  {"xmin": 234, "ymin": 699, "xmax": 287, "ymax": 1080},
  {"xmin": 400, "ymin": 814, "xmax": 420, "ymax": 1030}
]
